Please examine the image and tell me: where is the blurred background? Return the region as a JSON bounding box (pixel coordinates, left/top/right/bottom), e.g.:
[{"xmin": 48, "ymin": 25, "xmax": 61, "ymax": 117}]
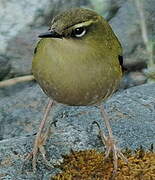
[{"xmin": 0, "ymin": 0, "xmax": 154, "ymax": 96}]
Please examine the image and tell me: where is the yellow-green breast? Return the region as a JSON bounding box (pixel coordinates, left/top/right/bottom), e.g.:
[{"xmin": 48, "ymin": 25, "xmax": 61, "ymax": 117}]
[{"xmin": 32, "ymin": 8, "xmax": 123, "ymax": 106}]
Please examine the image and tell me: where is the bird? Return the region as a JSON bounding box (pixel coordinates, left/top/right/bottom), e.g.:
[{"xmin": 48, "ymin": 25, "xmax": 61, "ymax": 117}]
[{"xmin": 28, "ymin": 7, "xmax": 127, "ymax": 174}]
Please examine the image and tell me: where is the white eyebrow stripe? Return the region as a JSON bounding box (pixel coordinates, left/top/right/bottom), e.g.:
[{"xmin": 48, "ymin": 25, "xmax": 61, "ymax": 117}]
[{"xmin": 72, "ymin": 20, "xmax": 94, "ymax": 29}]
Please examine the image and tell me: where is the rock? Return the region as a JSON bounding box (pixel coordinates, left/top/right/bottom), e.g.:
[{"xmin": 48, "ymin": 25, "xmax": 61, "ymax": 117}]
[
  {"xmin": 143, "ymin": 65, "xmax": 155, "ymax": 83},
  {"xmin": 120, "ymin": 71, "xmax": 147, "ymax": 89},
  {"xmin": 0, "ymin": 55, "xmax": 11, "ymax": 80},
  {"xmin": 110, "ymin": 1, "xmax": 141, "ymax": 55},
  {"xmin": 0, "ymin": 82, "xmax": 155, "ymax": 179},
  {"xmin": 0, "ymin": 80, "xmax": 34, "ymax": 99},
  {"xmin": 0, "ymin": 0, "xmax": 51, "ymax": 54},
  {"xmin": 105, "ymin": 0, "xmax": 126, "ymax": 20},
  {"xmin": 110, "ymin": 0, "xmax": 155, "ymax": 69},
  {"xmin": 0, "ymin": 83, "xmax": 46, "ymax": 140},
  {"xmin": 127, "ymin": 71, "xmax": 147, "ymax": 86}
]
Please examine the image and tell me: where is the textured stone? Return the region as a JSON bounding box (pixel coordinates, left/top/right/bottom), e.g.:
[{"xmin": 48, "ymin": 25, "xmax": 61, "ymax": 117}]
[
  {"xmin": 120, "ymin": 71, "xmax": 147, "ymax": 89},
  {"xmin": 0, "ymin": 55, "xmax": 11, "ymax": 80},
  {"xmin": 110, "ymin": 0, "xmax": 155, "ymax": 68},
  {"xmin": 0, "ymin": 0, "xmax": 51, "ymax": 53},
  {"xmin": 0, "ymin": 83, "xmax": 155, "ymax": 179}
]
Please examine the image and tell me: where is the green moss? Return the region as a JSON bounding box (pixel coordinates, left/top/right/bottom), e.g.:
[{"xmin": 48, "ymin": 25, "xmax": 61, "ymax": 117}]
[{"xmin": 52, "ymin": 147, "xmax": 155, "ymax": 180}]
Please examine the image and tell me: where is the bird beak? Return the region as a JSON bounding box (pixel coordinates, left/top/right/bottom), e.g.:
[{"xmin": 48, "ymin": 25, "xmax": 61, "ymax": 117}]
[{"xmin": 38, "ymin": 30, "xmax": 62, "ymax": 39}]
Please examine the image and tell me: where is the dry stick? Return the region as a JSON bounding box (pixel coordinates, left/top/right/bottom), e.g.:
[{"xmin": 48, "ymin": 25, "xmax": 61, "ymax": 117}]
[
  {"xmin": 0, "ymin": 75, "xmax": 35, "ymax": 88},
  {"xmin": 135, "ymin": 0, "xmax": 153, "ymax": 66}
]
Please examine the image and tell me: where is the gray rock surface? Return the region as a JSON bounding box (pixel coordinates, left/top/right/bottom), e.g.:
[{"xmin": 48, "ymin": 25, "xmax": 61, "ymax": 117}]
[
  {"xmin": 103, "ymin": 0, "xmax": 126, "ymax": 20},
  {"xmin": 110, "ymin": 0, "xmax": 155, "ymax": 67},
  {"xmin": 0, "ymin": 0, "xmax": 51, "ymax": 54},
  {"xmin": 120, "ymin": 71, "xmax": 147, "ymax": 89},
  {"xmin": 0, "ymin": 82, "xmax": 155, "ymax": 179},
  {"xmin": 0, "ymin": 55, "xmax": 11, "ymax": 80}
]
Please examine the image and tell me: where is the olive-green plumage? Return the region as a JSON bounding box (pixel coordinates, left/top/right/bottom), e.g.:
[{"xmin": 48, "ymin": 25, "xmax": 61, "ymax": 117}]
[{"xmin": 32, "ymin": 8, "xmax": 123, "ymax": 106}]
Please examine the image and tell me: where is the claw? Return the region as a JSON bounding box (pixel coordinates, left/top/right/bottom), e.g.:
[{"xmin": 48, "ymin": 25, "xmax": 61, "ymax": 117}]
[
  {"xmin": 24, "ymin": 132, "xmax": 53, "ymax": 173},
  {"xmin": 96, "ymin": 104, "xmax": 128, "ymax": 176}
]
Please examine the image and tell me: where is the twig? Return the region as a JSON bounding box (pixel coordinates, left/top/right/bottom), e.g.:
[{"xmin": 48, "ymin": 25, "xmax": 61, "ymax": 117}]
[{"xmin": 0, "ymin": 75, "xmax": 35, "ymax": 88}]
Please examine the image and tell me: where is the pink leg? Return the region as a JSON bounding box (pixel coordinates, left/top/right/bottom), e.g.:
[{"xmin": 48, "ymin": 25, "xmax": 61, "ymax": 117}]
[
  {"xmin": 98, "ymin": 104, "xmax": 128, "ymax": 174},
  {"xmin": 26, "ymin": 99, "xmax": 55, "ymax": 172}
]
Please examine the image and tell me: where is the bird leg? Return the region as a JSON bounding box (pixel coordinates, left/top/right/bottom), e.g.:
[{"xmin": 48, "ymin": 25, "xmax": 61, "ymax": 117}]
[
  {"xmin": 98, "ymin": 104, "xmax": 128, "ymax": 175},
  {"xmin": 25, "ymin": 99, "xmax": 55, "ymax": 172}
]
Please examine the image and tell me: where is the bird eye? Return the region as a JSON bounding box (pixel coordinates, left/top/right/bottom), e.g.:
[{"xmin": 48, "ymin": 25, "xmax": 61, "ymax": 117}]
[{"xmin": 72, "ymin": 27, "xmax": 86, "ymax": 38}]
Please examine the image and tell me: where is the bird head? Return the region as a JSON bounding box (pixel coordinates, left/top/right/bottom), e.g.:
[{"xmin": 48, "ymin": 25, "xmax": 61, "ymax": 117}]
[{"xmin": 38, "ymin": 8, "xmax": 109, "ymax": 43}]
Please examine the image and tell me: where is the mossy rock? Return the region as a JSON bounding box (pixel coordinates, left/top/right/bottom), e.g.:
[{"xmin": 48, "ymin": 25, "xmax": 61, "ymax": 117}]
[{"xmin": 52, "ymin": 147, "xmax": 155, "ymax": 180}]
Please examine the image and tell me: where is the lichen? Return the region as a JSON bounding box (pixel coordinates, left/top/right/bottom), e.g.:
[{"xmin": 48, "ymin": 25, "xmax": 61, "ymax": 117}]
[{"xmin": 51, "ymin": 146, "xmax": 155, "ymax": 180}]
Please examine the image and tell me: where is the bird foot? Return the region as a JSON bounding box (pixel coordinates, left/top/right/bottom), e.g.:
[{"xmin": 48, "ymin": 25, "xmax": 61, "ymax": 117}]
[
  {"xmin": 93, "ymin": 121, "xmax": 128, "ymax": 176},
  {"xmin": 24, "ymin": 132, "xmax": 53, "ymax": 173},
  {"xmin": 103, "ymin": 136, "xmax": 128, "ymax": 179},
  {"xmin": 104, "ymin": 136, "xmax": 128, "ymax": 169}
]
